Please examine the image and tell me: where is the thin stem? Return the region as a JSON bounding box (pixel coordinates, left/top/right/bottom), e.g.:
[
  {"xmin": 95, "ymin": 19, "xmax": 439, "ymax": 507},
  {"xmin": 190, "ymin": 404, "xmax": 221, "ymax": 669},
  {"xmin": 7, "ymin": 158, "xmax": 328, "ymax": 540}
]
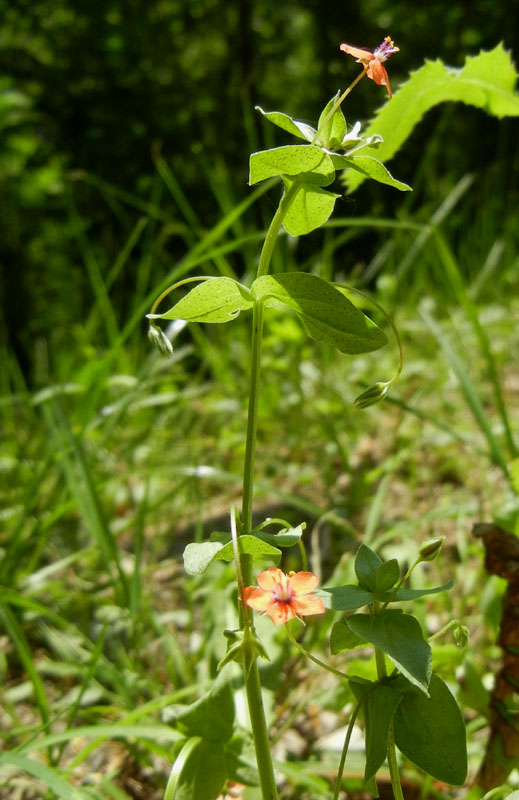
[
  {"xmin": 332, "ymin": 700, "xmax": 363, "ymax": 800},
  {"xmin": 311, "ymin": 70, "xmax": 366, "ymax": 145},
  {"xmin": 286, "ymin": 625, "xmax": 349, "ymax": 681},
  {"xmin": 386, "ymin": 721, "xmax": 405, "ymax": 800},
  {"xmin": 243, "ymin": 659, "xmax": 280, "ymax": 800},
  {"xmin": 255, "ymin": 180, "xmax": 301, "ymax": 279},
  {"xmin": 238, "ymin": 177, "xmax": 304, "ymax": 800},
  {"xmin": 241, "ymin": 302, "xmax": 264, "ymax": 542}
]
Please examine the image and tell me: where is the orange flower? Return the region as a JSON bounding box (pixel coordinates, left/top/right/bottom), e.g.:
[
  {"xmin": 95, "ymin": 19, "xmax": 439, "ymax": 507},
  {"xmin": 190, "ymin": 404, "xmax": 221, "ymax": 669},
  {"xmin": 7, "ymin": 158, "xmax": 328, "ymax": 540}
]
[
  {"xmin": 242, "ymin": 567, "xmax": 325, "ymax": 626},
  {"xmin": 340, "ymin": 36, "xmax": 399, "ymax": 97}
]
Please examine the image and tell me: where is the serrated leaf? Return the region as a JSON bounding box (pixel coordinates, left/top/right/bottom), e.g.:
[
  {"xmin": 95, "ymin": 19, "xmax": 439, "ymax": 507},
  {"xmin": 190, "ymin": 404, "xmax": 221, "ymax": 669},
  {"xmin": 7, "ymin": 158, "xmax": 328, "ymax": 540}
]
[
  {"xmin": 252, "ymin": 272, "xmax": 387, "ymax": 354},
  {"xmin": 335, "ymin": 154, "xmax": 411, "ymax": 191},
  {"xmin": 149, "ymin": 277, "xmax": 253, "ymax": 323},
  {"xmin": 249, "ymin": 145, "xmax": 334, "ymax": 186},
  {"xmin": 354, "ymin": 544, "xmax": 383, "ymax": 591},
  {"xmin": 255, "ymin": 106, "xmax": 316, "ymax": 142},
  {"xmin": 345, "ymin": 45, "xmax": 519, "ymax": 192},
  {"xmin": 330, "ymin": 620, "xmax": 367, "ymax": 653},
  {"xmin": 394, "ymin": 674, "xmax": 468, "ymax": 785},
  {"xmin": 346, "ymin": 610, "xmax": 432, "ymax": 693},
  {"xmin": 184, "ymin": 536, "xmax": 281, "ymax": 575},
  {"xmin": 281, "ymin": 180, "xmax": 339, "ymax": 235},
  {"xmin": 316, "ymin": 584, "xmax": 374, "ymax": 611}
]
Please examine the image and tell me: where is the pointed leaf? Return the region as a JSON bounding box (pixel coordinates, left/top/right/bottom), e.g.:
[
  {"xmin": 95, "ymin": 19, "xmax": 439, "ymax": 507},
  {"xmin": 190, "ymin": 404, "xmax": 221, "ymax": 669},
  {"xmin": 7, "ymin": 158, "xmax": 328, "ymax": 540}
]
[
  {"xmin": 315, "ymin": 92, "xmax": 347, "ymax": 150},
  {"xmin": 249, "ymin": 145, "xmax": 334, "ymax": 185},
  {"xmin": 363, "ymin": 683, "xmax": 406, "ymax": 783},
  {"xmin": 394, "ymin": 674, "xmax": 468, "ymax": 785},
  {"xmin": 335, "ymin": 154, "xmax": 411, "ymax": 191},
  {"xmin": 184, "ymin": 536, "xmax": 281, "ymax": 575},
  {"xmin": 345, "ymin": 45, "xmax": 519, "ymax": 192},
  {"xmin": 281, "ymin": 180, "xmax": 339, "ymax": 235},
  {"xmin": 173, "ymin": 669, "xmax": 235, "ymax": 742},
  {"xmin": 330, "ymin": 620, "xmax": 367, "ymax": 653},
  {"xmin": 375, "ymin": 559, "xmax": 400, "ymax": 593},
  {"xmin": 346, "ymin": 610, "xmax": 432, "ymax": 693},
  {"xmin": 252, "ymin": 272, "xmax": 387, "ymax": 354},
  {"xmin": 149, "ymin": 278, "xmax": 253, "ymax": 323},
  {"xmin": 170, "ymin": 738, "xmax": 227, "ymax": 800},
  {"xmin": 255, "ymin": 106, "xmax": 316, "ymax": 142},
  {"xmin": 355, "ymin": 544, "xmax": 383, "ymax": 591},
  {"xmin": 390, "ymin": 580, "xmax": 454, "ymax": 601},
  {"xmin": 316, "ymin": 584, "xmax": 374, "ymax": 611}
]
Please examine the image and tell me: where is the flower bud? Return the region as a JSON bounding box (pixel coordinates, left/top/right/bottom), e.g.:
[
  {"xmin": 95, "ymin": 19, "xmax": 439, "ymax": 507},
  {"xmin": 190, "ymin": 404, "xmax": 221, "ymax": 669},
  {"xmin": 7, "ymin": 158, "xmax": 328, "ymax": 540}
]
[
  {"xmin": 353, "ymin": 381, "xmax": 389, "ymax": 409},
  {"xmin": 148, "ymin": 324, "xmax": 174, "ymax": 356},
  {"xmin": 418, "ymin": 537, "xmax": 443, "ymax": 562}
]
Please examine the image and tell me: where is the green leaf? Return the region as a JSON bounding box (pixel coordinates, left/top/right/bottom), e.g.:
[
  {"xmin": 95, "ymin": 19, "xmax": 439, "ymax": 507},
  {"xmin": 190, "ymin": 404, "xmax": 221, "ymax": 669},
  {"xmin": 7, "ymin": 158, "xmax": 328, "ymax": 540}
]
[
  {"xmin": 341, "ymin": 155, "xmax": 411, "ymax": 191},
  {"xmin": 363, "ymin": 683, "xmax": 406, "ymax": 783},
  {"xmin": 330, "ymin": 620, "xmax": 367, "ymax": 653},
  {"xmin": 316, "ymin": 584, "xmax": 374, "ymax": 611},
  {"xmin": 168, "ymin": 737, "xmax": 227, "ymax": 800},
  {"xmin": 255, "ymin": 105, "xmax": 316, "ymax": 142},
  {"xmin": 148, "ymin": 277, "xmax": 253, "ymax": 323},
  {"xmin": 375, "ymin": 559, "xmax": 400, "ymax": 593},
  {"xmin": 255, "ymin": 524, "xmax": 305, "ymax": 548},
  {"xmin": 184, "ymin": 536, "xmax": 281, "ymax": 576},
  {"xmin": 173, "ymin": 669, "xmax": 235, "ymax": 742},
  {"xmin": 315, "ymin": 92, "xmax": 347, "ymax": 150},
  {"xmin": 389, "ymin": 580, "xmax": 454, "ymax": 601},
  {"xmin": 346, "ymin": 610, "xmax": 432, "ymax": 693},
  {"xmin": 252, "ymin": 273, "xmax": 388, "ymax": 354},
  {"xmin": 394, "ymin": 674, "xmax": 468, "ymax": 785},
  {"xmin": 249, "ymin": 145, "xmax": 334, "ymax": 186},
  {"xmin": 282, "ymin": 180, "xmax": 340, "ymax": 235},
  {"xmin": 354, "ymin": 544, "xmax": 383, "ymax": 591},
  {"xmin": 183, "ymin": 541, "xmax": 224, "ymax": 575},
  {"xmin": 345, "ymin": 45, "xmax": 519, "ymax": 192}
]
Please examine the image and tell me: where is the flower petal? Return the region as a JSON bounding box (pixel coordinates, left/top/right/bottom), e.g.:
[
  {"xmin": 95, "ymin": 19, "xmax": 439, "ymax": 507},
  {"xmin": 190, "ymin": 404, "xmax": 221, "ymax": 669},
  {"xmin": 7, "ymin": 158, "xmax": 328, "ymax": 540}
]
[
  {"xmin": 242, "ymin": 586, "xmax": 273, "ymax": 612},
  {"xmin": 340, "ymin": 43, "xmax": 374, "ymax": 62},
  {"xmin": 288, "ymin": 571, "xmax": 320, "ymax": 595},
  {"xmin": 366, "ymin": 61, "xmax": 392, "ymax": 96},
  {"xmin": 256, "ymin": 567, "xmax": 285, "ymax": 591},
  {"xmin": 266, "ymin": 601, "xmax": 297, "ymax": 626},
  {"xmin": 291, "ymin": 595, "xmax": 326, "ymax": 617}
]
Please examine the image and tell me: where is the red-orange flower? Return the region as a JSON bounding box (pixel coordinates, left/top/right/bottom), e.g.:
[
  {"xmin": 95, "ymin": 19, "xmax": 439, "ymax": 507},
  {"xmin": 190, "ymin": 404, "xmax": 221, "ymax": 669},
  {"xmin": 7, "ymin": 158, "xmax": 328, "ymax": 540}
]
[
  {"xmin": 340, "ymin": 36, "xmax": 399, "ymax": 97},
  {"xmin": 241, "ymin": 567, "xmax": 325, "ymax": 626}
]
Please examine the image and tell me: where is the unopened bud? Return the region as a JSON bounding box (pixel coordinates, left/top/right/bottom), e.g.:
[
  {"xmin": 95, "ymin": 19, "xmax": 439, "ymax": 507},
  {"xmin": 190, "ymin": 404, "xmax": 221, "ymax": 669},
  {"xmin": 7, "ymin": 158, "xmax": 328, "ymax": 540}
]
[
  {"xmin": 148, "ymin": 324, "xmax": 174, "ymax": 356},
  {"xmin": 454, "ymin": 622, "xmax": 469, "ymax": 648},
  {"xmin": 353, "ymin": 381, "xmax": 389, "ymax": 409},
  {"xmin": 418, "ymin": 537, "xmax": 443, "ymax": 562}
]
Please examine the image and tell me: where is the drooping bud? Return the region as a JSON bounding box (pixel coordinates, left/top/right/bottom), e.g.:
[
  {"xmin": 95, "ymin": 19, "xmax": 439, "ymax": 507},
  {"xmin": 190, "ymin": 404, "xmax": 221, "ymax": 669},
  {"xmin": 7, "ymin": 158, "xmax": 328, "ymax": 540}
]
[
  {"xmin": 148, "ymin": 324, "xmax": 174, "ymax": 356},
  {"xmin": 353, "ymin": 381, "xmax": 390, "ymax": 409}
]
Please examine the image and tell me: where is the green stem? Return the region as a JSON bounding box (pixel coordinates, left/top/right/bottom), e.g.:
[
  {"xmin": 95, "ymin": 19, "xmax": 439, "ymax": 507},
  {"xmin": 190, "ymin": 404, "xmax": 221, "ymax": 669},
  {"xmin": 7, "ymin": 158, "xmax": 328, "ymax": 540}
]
[
  {"xmin": 311, "ymin": 70, "xmax": 366, "ymax": 145},
  {"xmin": 238, "ymin": 180, "xmax": 303, "ymax": 800},
  {"xmin": 286, "ymin": 625, "xmax": 349, "ymax": 681},
  {"xmin": 244, "ymin": 659, "xmax": 280, "ymax": 800},
  {"xmin": 332, "ymin": 700, "xmax": 363, "ymax": 800},
  {"xmin": 255, "ymin": 180, "xmax": 301, "ymax": 279}
]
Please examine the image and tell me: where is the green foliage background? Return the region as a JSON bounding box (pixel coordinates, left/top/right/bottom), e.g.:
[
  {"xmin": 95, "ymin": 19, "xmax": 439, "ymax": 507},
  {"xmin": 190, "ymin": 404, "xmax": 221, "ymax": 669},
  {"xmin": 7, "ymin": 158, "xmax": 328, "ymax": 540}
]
[{"xmin": 1, "ymin": 0, "xmax": 518, "ymax": 377}]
